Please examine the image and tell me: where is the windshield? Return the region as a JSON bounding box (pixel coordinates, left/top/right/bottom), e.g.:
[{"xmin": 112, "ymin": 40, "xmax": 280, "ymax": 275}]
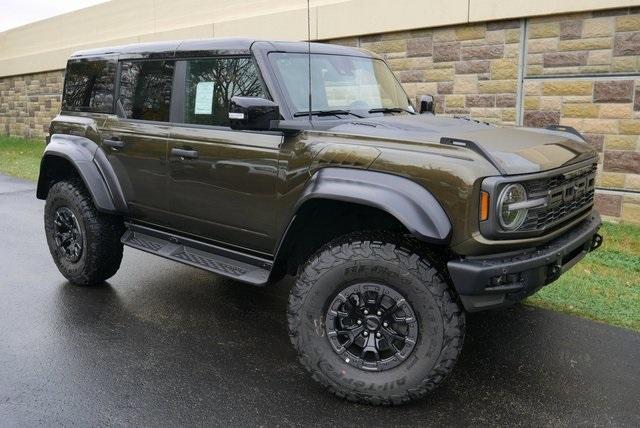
[{"xmin": 269, "ymin": 52, "xmax": 412, "ymax": 117}]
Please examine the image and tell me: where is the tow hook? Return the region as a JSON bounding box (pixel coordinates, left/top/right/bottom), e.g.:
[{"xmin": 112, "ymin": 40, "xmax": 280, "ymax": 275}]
[
  {"xmin": 590, "ymin": 233, "xmax": 603, "ymax": 252},
  {"xmin": 547, "ymin": 264, "xmax": 562, "ymax": 282}
]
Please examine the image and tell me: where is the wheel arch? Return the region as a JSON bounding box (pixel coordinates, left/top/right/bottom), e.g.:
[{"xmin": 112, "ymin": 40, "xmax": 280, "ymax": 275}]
[
  {"xmin": 36, "ymin": 134, "xmax": 127, "ymax": 214},
  {"xmin": 270, "ymin": 168, "xmax": 452, "ymax": 280}
]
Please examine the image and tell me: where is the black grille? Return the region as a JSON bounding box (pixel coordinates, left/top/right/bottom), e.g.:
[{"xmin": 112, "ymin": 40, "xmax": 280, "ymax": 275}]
[
  {"xmin": 522, "ymin": 164, "xmax": 597, "ymax": 195},
  {"xmin": 520, "ymin": 164, "xmax": 597, "ymax": 232}
]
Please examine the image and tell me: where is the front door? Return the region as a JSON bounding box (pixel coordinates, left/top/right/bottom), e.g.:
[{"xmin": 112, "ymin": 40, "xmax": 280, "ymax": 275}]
[
  {"xmin": 101, "ymin": 59, "xmax": 175, "ymax": 226},
  {"xmin": 165, "ymin": 57, "xmax": 282, "ymax": 255}
]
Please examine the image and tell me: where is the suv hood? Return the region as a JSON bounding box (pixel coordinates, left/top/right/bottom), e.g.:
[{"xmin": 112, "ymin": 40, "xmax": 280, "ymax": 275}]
[{"xmin": 324, "ymin": 114, "xmax": 597, "ymax": 175}]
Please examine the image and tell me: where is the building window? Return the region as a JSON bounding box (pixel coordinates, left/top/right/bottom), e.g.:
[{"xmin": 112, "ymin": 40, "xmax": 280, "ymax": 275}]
[
  {"xmin": 62, "ymin": 59, "xmax": 116, "ymax": 113},
  {"xmin": 184, "ymin": 57, "xmax": 266, "ymax": 127},
  {"xmin": 119, "ymin": 60, "xmax": 175, "ymax": 122}
]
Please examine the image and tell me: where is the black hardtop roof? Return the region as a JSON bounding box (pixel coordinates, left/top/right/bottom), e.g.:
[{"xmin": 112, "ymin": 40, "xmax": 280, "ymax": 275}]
[{"xmin": 70, "ymin": 37, "xmax": 377, "ymax": 60}]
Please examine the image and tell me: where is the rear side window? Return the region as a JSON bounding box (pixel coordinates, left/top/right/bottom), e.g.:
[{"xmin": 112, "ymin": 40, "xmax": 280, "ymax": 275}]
[
  {"xmin": 184, "ymin": 57, "xmax": 266, "ymax": 127},
  {"xmin": 62, "ymin": 59, "xmax": 116, "ymax": 113},
  {"xmin": 119, "ymin": 60, "xmax": 175, "ymax": 122}
]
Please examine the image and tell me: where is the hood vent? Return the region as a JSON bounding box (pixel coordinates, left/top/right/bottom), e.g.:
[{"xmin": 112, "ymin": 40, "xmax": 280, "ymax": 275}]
[{"xmin": 440, "ymin": 137, "xmax": 506, "ymax": 175}]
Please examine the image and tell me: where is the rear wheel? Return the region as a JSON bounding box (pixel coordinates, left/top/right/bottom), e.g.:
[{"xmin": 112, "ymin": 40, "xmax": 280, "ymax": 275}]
[
  {"xmin": 44, "ymin": 179, "xmax": 124, "ymax": 285},
  {"xmin": 288, "ymin": 232, "xmax": 464, "ymax": 405}
]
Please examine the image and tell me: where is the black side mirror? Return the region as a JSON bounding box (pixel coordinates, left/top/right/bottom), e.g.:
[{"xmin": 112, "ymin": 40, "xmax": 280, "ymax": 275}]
[
  {"xmin": 418, "ymin": 95, "xmax": 435, "ymax": 114},
  {"xmin": 229, "ymin": 96, "xmax": 280, "ymax": 131}
]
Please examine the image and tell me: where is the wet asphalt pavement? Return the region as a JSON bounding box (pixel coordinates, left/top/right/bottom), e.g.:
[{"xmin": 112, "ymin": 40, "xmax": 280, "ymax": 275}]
[{"xmin": 0, "ymin": 174, "xmax": 639, "ymax": 427}]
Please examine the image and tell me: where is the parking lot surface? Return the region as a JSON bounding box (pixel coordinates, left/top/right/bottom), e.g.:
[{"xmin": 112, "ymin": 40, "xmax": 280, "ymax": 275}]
[{"xmin": 1, "ymin": 174, "xmax": 639, "ymax": 426}]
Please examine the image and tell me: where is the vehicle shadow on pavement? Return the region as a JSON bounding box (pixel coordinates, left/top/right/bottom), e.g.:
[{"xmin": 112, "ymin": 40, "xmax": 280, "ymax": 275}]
[{"xmin": 45, "ymin": 263, "xmax": 640, "ymax": 426}]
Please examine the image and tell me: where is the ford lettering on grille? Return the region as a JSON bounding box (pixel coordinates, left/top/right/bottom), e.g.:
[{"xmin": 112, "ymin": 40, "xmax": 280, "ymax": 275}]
[{"xmin": 521, "ymin": 165, "xmax": 596, "ymax": 232}]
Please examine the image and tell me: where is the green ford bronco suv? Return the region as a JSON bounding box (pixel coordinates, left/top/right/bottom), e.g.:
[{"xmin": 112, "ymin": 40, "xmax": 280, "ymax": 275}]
[{"xmin": 38, "ymin": 38, "xmax": 603, "ymax": 405}]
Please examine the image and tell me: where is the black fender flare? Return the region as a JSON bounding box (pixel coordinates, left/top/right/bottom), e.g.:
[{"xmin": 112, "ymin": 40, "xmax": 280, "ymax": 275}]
[
  {"xmin": 36, "ymin": 134, "xmax": 127, "ymax": 214},
  {"xmin": 290, "ymin": 168, "xmax": 451, "ymax": 244}
]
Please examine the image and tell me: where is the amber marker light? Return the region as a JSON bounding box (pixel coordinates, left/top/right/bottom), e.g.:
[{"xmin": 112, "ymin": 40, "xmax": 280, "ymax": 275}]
[{"xmin": 480, "ymin": 191, "xmax": 490, "ymax": 222}]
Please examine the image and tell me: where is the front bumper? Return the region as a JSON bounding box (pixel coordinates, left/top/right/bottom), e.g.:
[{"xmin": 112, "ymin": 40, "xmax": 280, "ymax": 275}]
[{"xmin": 447, "ymin": 211, "xmax": 602, "ymax": 312}]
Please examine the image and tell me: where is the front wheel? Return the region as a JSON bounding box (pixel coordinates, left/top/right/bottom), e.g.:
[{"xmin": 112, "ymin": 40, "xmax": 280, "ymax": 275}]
[
  {"xmin": 288, "ymin": 233, "xmax": 465, "ymax": 405},
  {"xmin": 44, "ymin": 179, "xmax": 124, "ymax": 286}
]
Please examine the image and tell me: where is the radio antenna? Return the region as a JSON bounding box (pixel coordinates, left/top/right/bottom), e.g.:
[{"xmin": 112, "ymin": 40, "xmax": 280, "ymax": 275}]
[{"xmin": 307, "ymin": 0, "xmax": 312, "ymax": 122}]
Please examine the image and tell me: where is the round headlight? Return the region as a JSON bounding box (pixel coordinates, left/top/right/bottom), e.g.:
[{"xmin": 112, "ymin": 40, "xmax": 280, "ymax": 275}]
[{"xmin": 498, "ymin": 184, "xmax": 528, "ymax": 230}]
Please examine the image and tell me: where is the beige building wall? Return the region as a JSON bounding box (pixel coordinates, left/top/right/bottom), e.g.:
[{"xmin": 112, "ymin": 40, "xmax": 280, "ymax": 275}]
[{"xmin": 1, "ymin": 0, "xmax": 639, "ymax": 77}]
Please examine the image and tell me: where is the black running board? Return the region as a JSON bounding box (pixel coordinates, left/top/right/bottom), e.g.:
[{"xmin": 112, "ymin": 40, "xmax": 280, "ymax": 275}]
[{"xmin": 121, "ymin": 223, "xmax": 272, "ymax": 285}]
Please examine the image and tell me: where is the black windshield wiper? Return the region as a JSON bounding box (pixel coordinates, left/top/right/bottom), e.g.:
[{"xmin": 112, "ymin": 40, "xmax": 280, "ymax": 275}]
[
  {"xmin": 293, "ymin": 109, "xmax": 364, "ymax": 118},
  {"xmin": 368, "ymin": 107, "xmax": 416, "ymax": 115}
]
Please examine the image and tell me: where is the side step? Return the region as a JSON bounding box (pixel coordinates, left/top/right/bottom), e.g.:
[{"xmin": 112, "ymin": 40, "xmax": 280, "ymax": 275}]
[{"xmin": 121, "ymin": 223, "xmax": 272, "ymax": 285}]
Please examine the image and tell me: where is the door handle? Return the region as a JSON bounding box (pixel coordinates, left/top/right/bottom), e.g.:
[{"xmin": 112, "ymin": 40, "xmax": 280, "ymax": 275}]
[
  {"xmin": 171, "ymin": 148, "xmax": 199, "ymax": 159},
  {"xmin": 103, "ymin": 137, "xmax": 124, "ymax": 149}
]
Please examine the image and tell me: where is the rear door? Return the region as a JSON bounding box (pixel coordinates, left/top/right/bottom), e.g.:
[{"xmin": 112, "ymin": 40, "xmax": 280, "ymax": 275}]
[
  {"xmin": 165, "ymin": 57, "xmax": 282, "ymax": 254},
  {"xmin": 101, "ymin": 59, "xmax": 175, "ymax": 225}
]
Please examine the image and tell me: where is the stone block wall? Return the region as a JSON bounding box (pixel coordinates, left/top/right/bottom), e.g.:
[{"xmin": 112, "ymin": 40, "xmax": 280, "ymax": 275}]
[
  {"xmin": 0, "ymin": 7, "xmax": 639, "ymax": 222},
  {"xmin": 525, "ymin": 12, "xmax": 640, "ymax": 76},
  {"xmin": 333, "ymin": 20, "xmax": 522, "ymax": 125},
  {"xmin": 0, "ymin": 71, "xmax": 64, "ymax": 139},
  {"xmin": 524, "ymin": 79, "xmax": 639, "ymax": 183}
]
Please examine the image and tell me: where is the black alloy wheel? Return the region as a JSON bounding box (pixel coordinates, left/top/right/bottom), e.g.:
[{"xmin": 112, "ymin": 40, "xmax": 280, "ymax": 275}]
[
  {"xmin": 325, "ymin": 283, "xmax": 418, "ymax": 371},
  {"xmin": 53, "ymin": 206, "xmax": 83, "ymax": 262}
]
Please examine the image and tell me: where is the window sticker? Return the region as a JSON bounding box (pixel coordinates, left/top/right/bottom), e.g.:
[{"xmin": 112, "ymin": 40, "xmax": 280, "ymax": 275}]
[{"xmin": 194, "ymin": 82, "xmax": 214, "ymax": 114}]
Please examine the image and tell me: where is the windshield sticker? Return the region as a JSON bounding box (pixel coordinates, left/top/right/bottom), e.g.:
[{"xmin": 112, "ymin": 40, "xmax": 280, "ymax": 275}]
[{"xmin": 194, "ymin": 82, "xmax": 214, "ymax": 114}]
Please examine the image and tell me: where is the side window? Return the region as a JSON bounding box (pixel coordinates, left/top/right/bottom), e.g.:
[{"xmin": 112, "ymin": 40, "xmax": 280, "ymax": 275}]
[
  {"xmin": 184, "ymin": 57, "xmax": 266, "ymax": 127},
  {"xmin": 62, "ymin": 59, "xmax": 116, "ymax": 113},
  {"xmin": 119, "ymin": 60, "xmax": 175, "ymax": 122}
]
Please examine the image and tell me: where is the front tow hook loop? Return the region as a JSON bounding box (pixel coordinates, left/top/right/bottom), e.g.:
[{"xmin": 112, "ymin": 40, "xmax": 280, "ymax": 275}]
[
  {"xmin": 590, "ymin": 233, "xmax": 603, "ymax": 251},
  {"xmin": 547, "ymin": 264, "xmax": 562, "ymax": 282}
]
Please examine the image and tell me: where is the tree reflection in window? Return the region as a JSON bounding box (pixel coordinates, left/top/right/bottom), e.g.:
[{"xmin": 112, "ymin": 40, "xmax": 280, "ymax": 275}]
[
  {"xmin": 119, "ymin": 60, "xmax": 174, "ymax": 122},
  {"xmin": 185, "ymin": 58, "xmax": 266, "ymax": 126},
  {"xmin": 63, "ymin": 60, "xmax": 115, "ymax": 113}
]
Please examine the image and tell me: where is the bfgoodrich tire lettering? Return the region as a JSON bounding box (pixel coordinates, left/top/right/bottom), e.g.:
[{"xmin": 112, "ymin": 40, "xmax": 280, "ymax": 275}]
[
  {"xmin": 288, "ymin": 232, "xmax": 465, "ymax": 405},
  {"xmin": 44, "ymin": 179, "xmax": 124, "ymax": 285}
]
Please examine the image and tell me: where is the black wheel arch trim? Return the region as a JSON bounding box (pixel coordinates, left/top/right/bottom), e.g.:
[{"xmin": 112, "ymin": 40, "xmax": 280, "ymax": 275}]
[
  {"xmin": 36, "ymin": 134, "xmax": 127, "ymax": 214},
  {"xmin": 288, "ymin": 167, "xmax": 452, "ymax": 244}
]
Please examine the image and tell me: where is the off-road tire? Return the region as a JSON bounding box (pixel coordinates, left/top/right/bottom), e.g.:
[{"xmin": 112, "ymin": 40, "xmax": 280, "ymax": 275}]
[
  {"xmin": 44, "ymin": 179, "xmax": 124, "ymax": 285},
  {"xmin": 288, "ymin": 232, "xmax": 465, "ymax": 405}
]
